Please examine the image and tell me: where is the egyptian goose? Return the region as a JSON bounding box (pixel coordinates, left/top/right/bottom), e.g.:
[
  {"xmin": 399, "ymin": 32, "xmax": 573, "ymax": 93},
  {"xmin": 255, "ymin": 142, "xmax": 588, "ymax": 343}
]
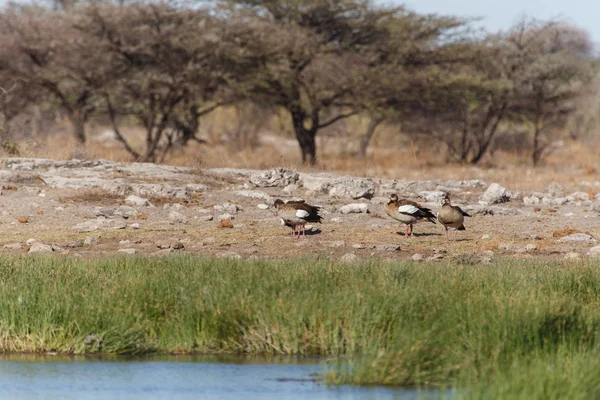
[
  {"xmin": 274, "ymin": 199, "xmax": 323, "ymax": 238},
  {"xmin": 437, "ymin": 193, "xmax": 471, "ymax": 241},
  {"xmin": 384, "ymin": 193, "xmax": 436, "ymax": 238}
]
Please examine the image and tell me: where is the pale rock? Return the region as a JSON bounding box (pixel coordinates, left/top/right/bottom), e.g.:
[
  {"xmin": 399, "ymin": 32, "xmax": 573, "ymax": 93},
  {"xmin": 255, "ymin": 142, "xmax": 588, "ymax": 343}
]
[
  {"xmin": 283, "ymin": 184, "xmax": 298, "ymax": 194},
  {"xmin": 119, "ymin": 240, "xmax": 130, "ymax": 245},
  {"xmin": 351, "ymin": 243, "xmax": 366, "ymax": 249},
  {"xmin": 125, "ymin": 195, "xmax": 151, "ymax": 207},
  {"xmin": 218, "ymin": 213, "xmax": 234, "ymax": 221},
  {"xmin": 418, "ymin": 191, "xmax": 446, "ymax": 202},
  {"xmin": 26, "ymin": 238, "xmax": 37, "ymax": 245},
  {"xmin": 118, "ymin": 248, "xmax": 137, "ymax": 255},
  {"xmin": 235, "ymin": 190, "xmax": 273, "ymax": 204},
  {"xmin": 28, "ymin": 242, "xmax": 53, "ymax": 253},
  {"xmin": 525, "ymin": 244, "xmax": 538, "ymax": 252},
  {"xmin": 546, "ymin": 182, "xmax": 564, "ymax": 197},
  {"xmin": 481, "ymin": 234, "xmax": 491, "ymax": 240},
  {"xmin": 200, "ymin": 215, "xmax": 214, "ymax": 221},
  {"xmin": 257, "ymin": 204, "xmax": 269, "ymax": 210},
  {"xmin": 568, "ymin": 192, "xmax": 590, "ymax": 201},
  {"xmin": 168, "ymin": 210, "xmax": 189, "ymax": 224},
  {"xmin": 479, "ymin": 183, "xmax": 509, "ymax": 205},
  {"xmin": 558, "ymin": 233, "xmax": 597, "ymax": 244},
  {"xmin": 587, "ymin": 246, "xmax": 600, "ymax": 257},
  {"xmin": 185, "ymin": 183, "xmax": 209, "ymax": 192},
  {"xmin": 339, "ymin": 203, "xmax": 369, "ymax": 214},
  {"xmin": 427, "ymin": 253, "xmax": 445, "ymax": 261},
  {"xmin": 249, "ymin": 168, "xmax": 299, "ymax": 187},
  {"xmin": 523, "ymin": 196, "xmax": 540, "ymax": 205},
  {"xmin": 3, "ymin": 243, "xmax": 22, "ymax": 250},
  {"xmin": 83, "ymin": 235, "xmax": 99, "ymax": 246},
  {"xmin": 340, "ymin": 253, "xmax": 360, "ymax": 262},
  {"xmin": 328, "ymin": 241, "xmax": 346, "ymax": 248},
  {"xmin": 412, "ymin": 253, "xmax": 424, "ymax": 262},
  {"xmin": 55, "ymin": 206, "xmax": 64, "ymax": 212},
  {"xmin": 331, "ymin": 217, "xmax": 342, "ymax": 223},
  {"xmin": 375, "ymin": 244, "xmax": 400, "ymax": 252},
  {"xmin": 328, "ymin": 180, "xmax": 375, "ymax": 200},
  {"xmin": 130, "ymin": 223, "xmax": 141, "ymax": 229}
]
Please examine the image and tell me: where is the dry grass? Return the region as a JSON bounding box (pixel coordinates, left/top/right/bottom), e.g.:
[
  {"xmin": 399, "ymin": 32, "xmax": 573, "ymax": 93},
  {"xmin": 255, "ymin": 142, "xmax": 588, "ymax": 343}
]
[{"xmin": 6, "ymin": 111, "xmax": 600, "ymax": 192}]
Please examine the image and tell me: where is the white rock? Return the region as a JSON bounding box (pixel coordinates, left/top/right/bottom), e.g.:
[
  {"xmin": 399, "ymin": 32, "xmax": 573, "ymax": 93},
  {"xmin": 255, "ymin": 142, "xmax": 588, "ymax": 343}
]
[
  {"xmin": 525, "ymin": 244, "xmax": 537, "ymax": 252},
  {"xmin": 257, "ymin": 204, "xmax": 269, "ymax": 210},
  {"xmin": 118, "ymin": 248, "xmax": 137, "ymax": 255},
  {"xmin": 328, "ymin": 180, "xmax": 375, "ymax": 200},
  {"xmin": 412, "ymin": 253, "xmax": 424, "ymax": 262},
  {"xmin": 546, "ymin": 182, "xmax": 564, "ymax": 197},
  {"xmin": 28, "ymin": 242, "xmax": 53, "ymax": 253},
  {"xmin": 55, "ymin": 206, "xmax": 64, "ymax": 212},
  {"xmin": 569, "ymin": 192, "xmax": 590, "ymax": 201},
  {"xmin": 557, "ymin": 234, "xmax": 597, "ymax": 244},
  {"xmin": 375, "ymin": 244, "xmax": 400, "ymax": 252},
  {"xmin": 523, "ymin": 196, "xmax": 540, "ymax": 205},
  {"xmin": 340, "ymin": 253, "xmax": 360, "ymax": 262},
  {"xmin": 249, "ymin": 168, "xmax": 299, "ymax": 187},
  {"xmin": 26, "ymin": 238, "xmax": 37, "ymax": 245},
  {"xmin": 235, "ymin": 190, "xmax": 273, "ymax": 204},
  {"xmin": 352, "ymin": 243, "xmax": 366, "ymax": 249},
  {"xmin": 218, "ymin": 213, "xmax": 233, "ymax": 221},
  {"xmin": 130, "ymin": 223, "xmax": 141, "ymax": 229},
  {"xmin": 587, "ymin": 246, "xmax": 600, "ymax": 257},
  {"xmin": 418, "ymin": 191, "xmax": 446, "ymax": 202},
  {"xmin": 119, "ymin": 240, "xmax": 130, "ymax": 245},
  {"xmin": 481, "ymin": 234, "xmax": 491, "ymax": 240},
  {"xmin": 168, "ymin": 210, "xmax": 189, "ymax": 224},
  {"xmin": 328, "ymin": 241, "xmax": 346, "ymax": 248},
  {"xmin": 283, "ymin": 184, "xmax": 298, "ymax": 194},
  {"xmin": 339, "ymin": 203, "xmax": 369, "ymax": 214},
  {"xmin": 125, "ymin": 195, "xmax": 151, "ymax": 207},
  {"xmin": 330, "ymin": 217, "xmax": 342, "ymax": 223},
  {"xmin": 200, "ymin": 215, "xmax": 214, "ymax": 221},
  {"xmin": 479, "ymin": 183, "xmax": 509, "ymax": 205}
]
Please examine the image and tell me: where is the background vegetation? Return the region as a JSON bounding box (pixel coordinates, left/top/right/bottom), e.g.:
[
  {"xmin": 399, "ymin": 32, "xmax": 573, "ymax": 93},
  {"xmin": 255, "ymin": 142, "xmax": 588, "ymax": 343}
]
[
  {"xmin": 1, "ymin": 255, "xmax": 600, "ymax": 399},
  {"xmin": 0, "ymin": 0, "xmax": 597, "ymax": 167}
]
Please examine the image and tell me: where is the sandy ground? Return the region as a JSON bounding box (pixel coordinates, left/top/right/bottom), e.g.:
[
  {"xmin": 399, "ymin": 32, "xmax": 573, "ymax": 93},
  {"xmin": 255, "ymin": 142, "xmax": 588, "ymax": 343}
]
[{"xmin": 0, "ymin": 157, "xmax": 598, "ymax": 263}]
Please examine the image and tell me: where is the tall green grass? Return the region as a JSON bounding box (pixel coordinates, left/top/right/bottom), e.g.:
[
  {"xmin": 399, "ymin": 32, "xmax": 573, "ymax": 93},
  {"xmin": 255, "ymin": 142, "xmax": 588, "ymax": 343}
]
[{"xmin": 1, "ymin": 255, "xmax": 600, "ymax": 398}]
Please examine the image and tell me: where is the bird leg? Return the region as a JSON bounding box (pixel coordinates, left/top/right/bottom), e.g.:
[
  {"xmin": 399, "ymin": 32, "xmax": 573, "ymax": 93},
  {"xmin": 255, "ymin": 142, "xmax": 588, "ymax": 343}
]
[
  {"xmin": 296, "ymin": 225, "xmax": 301, "ymax": 240},
  {"xmin": 410, "ymin": 224, "xmax": 414, "ymax": 238},
  {"xmin": 405, "ymin": 225, "xmax": 409, "ymax": 238},
  {"xmin": 445, "ymin": 226, "xmax": 449, "ymax": 242}
]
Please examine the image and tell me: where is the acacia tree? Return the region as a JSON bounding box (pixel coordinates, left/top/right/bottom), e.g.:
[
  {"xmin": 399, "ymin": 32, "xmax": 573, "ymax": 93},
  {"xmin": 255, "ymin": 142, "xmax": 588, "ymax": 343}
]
[
  {"xmin": 0, "ymin": 7, "xmax": 112, "ymax": 145},
  {"xmin": 221, "ymin": 0, "xmax": 400, "ymax": 165},
  {"xmin": 75, "ymin": 3, "xmax": 270, "ymax": 162},
  {"xmin": 506, "ymin": 21, "xmax": 592, "ymax": 166}
]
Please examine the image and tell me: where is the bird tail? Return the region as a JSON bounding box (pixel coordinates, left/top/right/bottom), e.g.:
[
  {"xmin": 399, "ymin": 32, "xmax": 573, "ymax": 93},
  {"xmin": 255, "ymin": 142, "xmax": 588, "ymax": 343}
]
[
  {"xmin": 420, "ymin": 208, "xmax": 437, "ymax": 224},
  {"xmin": 458, "ymin": 225, "xmax": 466, "ymax": 231}
]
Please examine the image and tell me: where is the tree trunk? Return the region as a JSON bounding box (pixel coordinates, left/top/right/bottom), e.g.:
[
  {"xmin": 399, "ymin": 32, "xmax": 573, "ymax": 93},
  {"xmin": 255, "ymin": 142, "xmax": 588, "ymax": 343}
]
[
  {"xmin": 359, "ymin": 117, "xmax": 383, "ymax": 158},
  {"xmin": 68, "ymin": 109, "xmax": 87, "ymax": 145},
  {"xmin": 291, "ymin": 107, "xmax": 317, "ymax": 165},
  {"xmin": 532, "ymin": 108, "xmax": 544, "ymax": 167}
]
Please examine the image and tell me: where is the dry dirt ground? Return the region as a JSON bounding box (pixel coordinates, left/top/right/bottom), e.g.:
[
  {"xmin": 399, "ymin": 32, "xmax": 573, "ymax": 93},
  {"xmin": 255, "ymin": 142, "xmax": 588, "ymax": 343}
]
[{"xmin": 0, "ymin": 157, "xmax": 599, "ymax": 263}]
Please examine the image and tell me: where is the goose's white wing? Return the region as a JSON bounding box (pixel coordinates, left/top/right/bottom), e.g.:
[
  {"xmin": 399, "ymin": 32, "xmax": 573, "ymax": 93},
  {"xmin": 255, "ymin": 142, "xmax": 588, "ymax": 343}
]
[
  {"xmin": 295, "ymin": 209, "xmax": 310, "ymax": 218},
  {"xmin": 398, "ymin": 205, "xmax": 419, "ymax": 215}
]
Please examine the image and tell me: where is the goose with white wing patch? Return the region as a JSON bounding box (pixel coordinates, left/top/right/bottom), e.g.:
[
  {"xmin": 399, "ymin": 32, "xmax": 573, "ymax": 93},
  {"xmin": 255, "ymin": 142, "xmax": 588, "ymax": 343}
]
[
  {"xmin": 384, "ymin": 194, "xmax": 436, "ymax": 238},
  {"xmin": 274, "ymin": 199, "xmax": 323, "ymax": 238}
]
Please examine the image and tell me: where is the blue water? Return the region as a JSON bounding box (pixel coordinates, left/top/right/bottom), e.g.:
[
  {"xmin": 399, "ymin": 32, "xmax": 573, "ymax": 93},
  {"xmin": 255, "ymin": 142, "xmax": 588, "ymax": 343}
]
[{"xmin": 0, "ymin": 355, "xmax": 427, "ymax": 399}]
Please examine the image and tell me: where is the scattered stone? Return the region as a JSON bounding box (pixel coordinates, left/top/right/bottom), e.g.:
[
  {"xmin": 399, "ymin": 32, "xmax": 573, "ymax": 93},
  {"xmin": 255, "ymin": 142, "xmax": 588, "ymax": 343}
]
[
  {"xmin": 130, "ymin": 223, "xmax": 141, "ymax": 229},
  {"xmin": 523, "ymin": 196, "xmax": 540, "ymax": 205},
  {"xmin": 339, "ymin": 203, "xmax": 369, "ymax": 214},
  {"xmin": 83, "ymin": 235, "xmax": 99, "ymax": 246},
  {"xmin": 218, "ymin": 213, "xmax": 233, "ymax": 221},
  {"xmin": 375, "ymin": 244, "xmax": 400, "ymax": 252},
  {"xmin": 154, "ymin": 248, "xmax": 174, "ymax": 256},
  {"xmin": 498, "ymin": 243, "xmax": 523, "ymax": 252},
  {"xmin": 119, "ymin": 240, "xmax": 130, "ymax": 245},
  {"xmin": 340, "ymin": 253, "xmax": 360, "ymax": 262},
  {"xmin": 546, "ymin": 182, "xmax": 564, "ymax": 197},
  {"xmin": 26, "ymin": 238, "xmax": 37, "ymax": 245},
  {"xmin": 479, "ymin": 183, "xmax": 509, "ymax": 205},
  {"xmin": 214, "ymin": 203, "xmax": 241, "ymax": 215},
  {"xmin": 168, "ymin": 210, "xmax": 189, "ymax": 224},
  {"xmin": 249, "ymin": 168, "xmax": 299, "ymax": 187},
  {"xmin": 124, "ymin": 195, "xmax": 151, "ymax": 207},
  {"xmin": 283, "ymin": 184, "xmax": 298, "ymax": 194},
  {"xmin": 118, "ymin": 248, "xmax": 137, "ymax": 255},
  {"xmin": 55, "ymin": 206, "xmax": 64, "ymax": 212},
  {"xmin": 330, "ymin": 217, "xmax": 342, "ymax": 223},
  {"xmin": 351, "ymin": 243, "xmax": 366, "ymax": 249},
  {"xmin": 155, "ymin": 240, "xmax": 184, "ymax": 250},
  {"xmin": 28, "ymin": 242, "xmax": 53, "ymax": 253},
  {"xmin": 200, "ymin": 215, "xmax": 214, "ymax": 221},
  {"xmin": 112, "ymin": 220, "xmax": 127, "ymax": 230},
  {"xmin": 3, "ymin": 243, "xmax": 22, "ymax": 250},
  {"xmin": 525, "ymin": 244, "xmax": 538, "ymax": 252},
  {"xmin": 328, "ymin": 180, "xmax": 375, "ymax": 200},
  {"xmin": 418, "ymin": 191, "xmax": 446, "ymax": 202},
  {"xmin": 412, "ymin": 253, "xmax": 424, "ymax": 262},
  {"xmin": 427, "ymin": 253, "xmax": 445, "ymax": 261},
  {"xmin": 257, "ymin": 204, "xmax": 269, "ymax": 210},
  {"xmin": 327, "ymin": 241, "xmax": 346, "ymax": 248},
  {"xmin": 481, "ymin": 234, "xmax": 491, "ymax": 240},
  {"xmin": 557, "ymin": 233, "xmax": 597, "ymax": 244},
  {"xmin": 568, "ymin": 192, "xmax": 590, "ymax": 201},
  {"xmin": 563, "ymin": 252, "xmax": 580, "ymax": 260}
]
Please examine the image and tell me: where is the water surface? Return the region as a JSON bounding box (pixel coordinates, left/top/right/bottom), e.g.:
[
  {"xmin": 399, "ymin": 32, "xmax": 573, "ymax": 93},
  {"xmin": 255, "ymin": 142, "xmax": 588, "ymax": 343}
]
[{"xmin": 0, "ymin": 355, "xmax": 426, "ymax": 400}]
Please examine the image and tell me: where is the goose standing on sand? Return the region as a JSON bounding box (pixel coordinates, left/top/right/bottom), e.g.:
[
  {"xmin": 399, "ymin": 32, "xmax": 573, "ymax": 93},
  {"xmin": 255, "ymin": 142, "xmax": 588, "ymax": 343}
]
[
  {"xmin": 437, "ymin": 193, "xmax": 471, "ymax": 241},
  {"xmin": 274, "ymin": 199, "xmax": 323, "ymax": 238},
  {"xmin": 384, "ymin": 194, "xmax": 436, "ymax": 238}
]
